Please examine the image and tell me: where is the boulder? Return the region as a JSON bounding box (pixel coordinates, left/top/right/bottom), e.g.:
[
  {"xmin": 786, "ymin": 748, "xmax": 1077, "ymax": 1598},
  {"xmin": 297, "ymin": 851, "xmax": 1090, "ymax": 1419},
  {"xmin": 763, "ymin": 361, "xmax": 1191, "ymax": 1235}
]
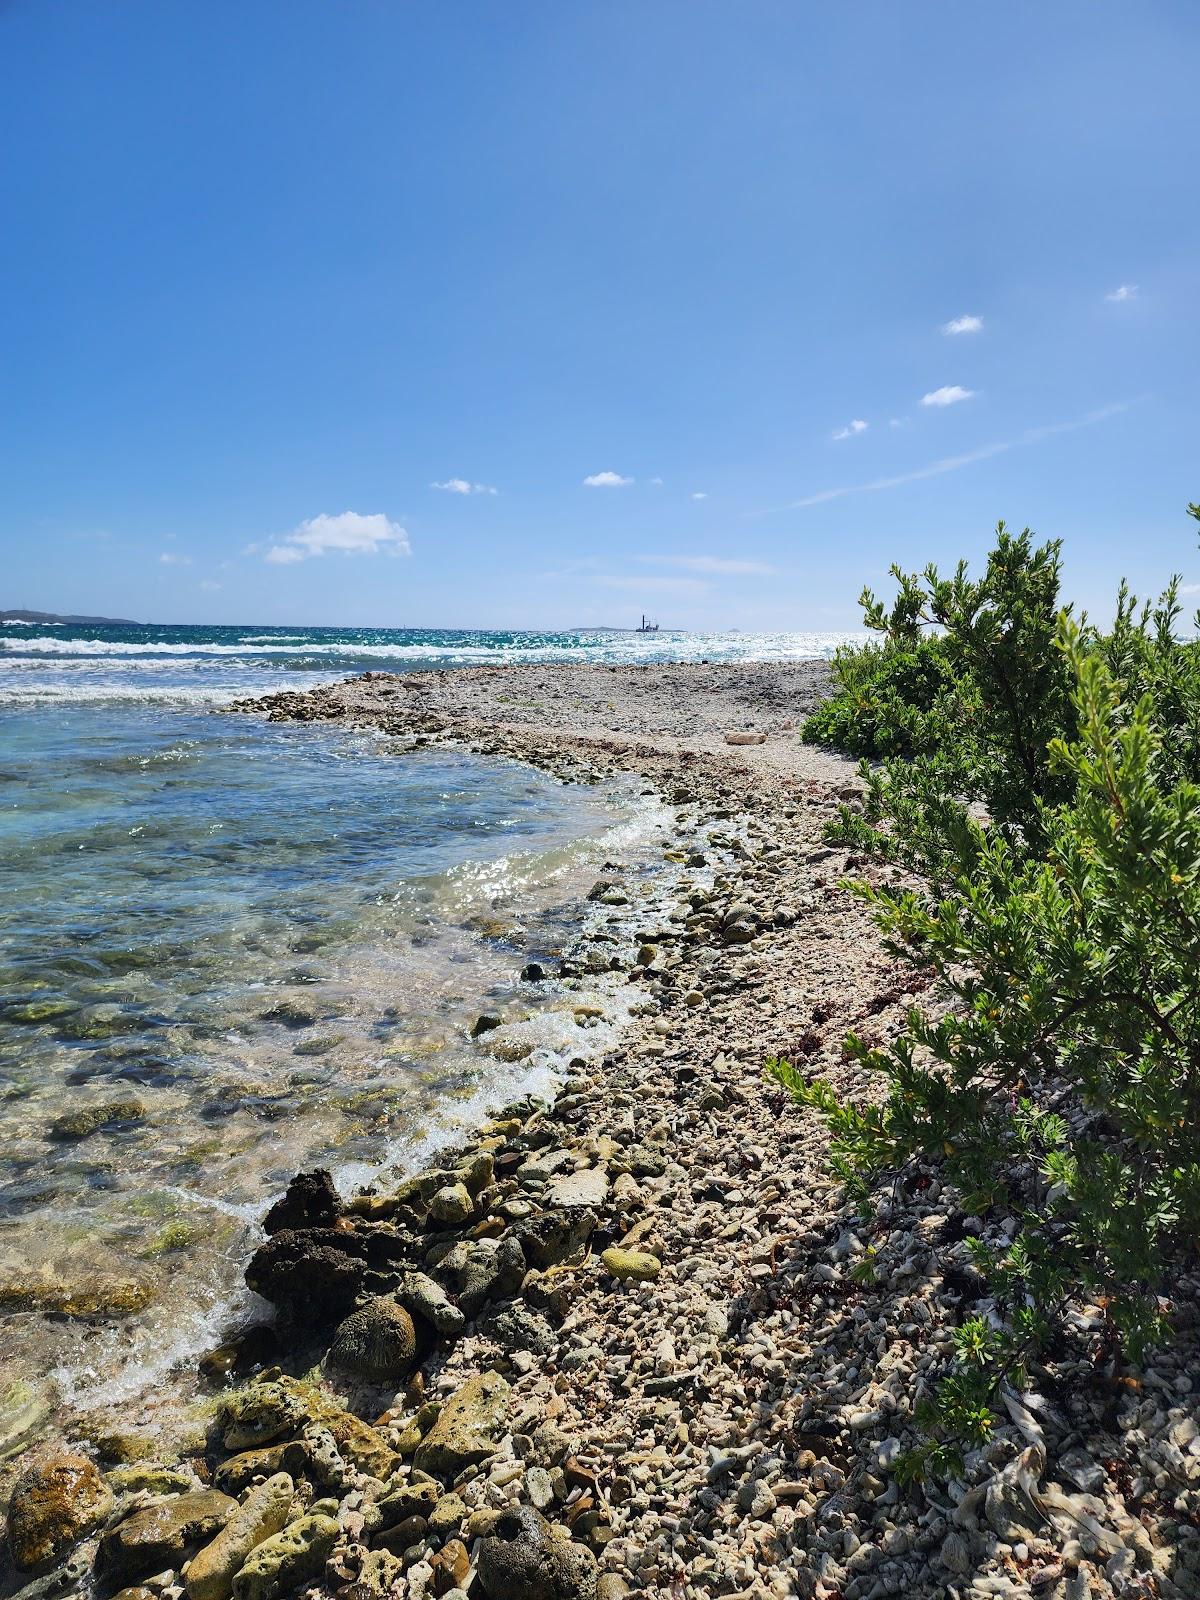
[
  {"xmin": 98, "ymin": 1491, "xmax": 236, "ymax": 1584},
  {"xmin": 48, "ymin": 1096, "xmax": 144, "ymax": 1140},
  {"xmin": 413, "ymin": 1371, "xmax": 511, "ymax": 1478},
  {"xmin": 453, "ymin": 1235, "xmax": 526, "ymax": 1316},
  {"xmin": 545, "ymin": 1167, "xmax": 608, "ymax": 1210},
  {"xmin": 7, "ymin": 1452, "xmax": 113, "ymax": 1572},
  {"xmin": 510, "ymin": 1208, "xmax": 595, "ymax": 1270},
  {"xmin": 328, "ymin": 1298, "xmax": 417, "ymax": 1381},
  {"xmin": 477, "ymin": 1506, "xmax": 598, "ymax": 1600},
  {"xmin": 230, "ymin": 1512, "xmax": 338, "ymax": 1600},
  {"xmin": 261, "ymin": 1170, "xmax": 340, "ymax": 1234},
  {"xmin": 244, "ymin": 1228, "xmax": 365, "ymax": 1322},
  {"xmin": 185, "ymin": 1473, "xmax": 293, "ymax": 1600}
]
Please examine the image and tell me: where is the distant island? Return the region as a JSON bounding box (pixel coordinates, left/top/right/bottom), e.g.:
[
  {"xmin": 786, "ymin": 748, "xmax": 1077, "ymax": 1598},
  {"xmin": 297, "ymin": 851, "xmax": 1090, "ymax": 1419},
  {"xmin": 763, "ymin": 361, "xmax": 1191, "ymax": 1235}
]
[{"xmin": 0, "ymin": 608, "xmax": 141, "ymax": 626}]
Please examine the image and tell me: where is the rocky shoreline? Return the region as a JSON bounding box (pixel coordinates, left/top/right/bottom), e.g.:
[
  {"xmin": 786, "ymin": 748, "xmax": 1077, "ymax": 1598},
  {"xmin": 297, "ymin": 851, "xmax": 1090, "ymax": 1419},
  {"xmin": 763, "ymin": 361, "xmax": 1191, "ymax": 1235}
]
[{"xmin": 4, "ymin": 661, "xmax": 1199, "ymax": 1600}]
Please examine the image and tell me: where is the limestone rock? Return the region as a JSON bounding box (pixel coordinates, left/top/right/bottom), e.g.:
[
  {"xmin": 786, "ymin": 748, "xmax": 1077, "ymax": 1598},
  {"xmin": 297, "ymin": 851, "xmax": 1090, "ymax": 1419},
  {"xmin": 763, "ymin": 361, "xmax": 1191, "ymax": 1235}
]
[
  {"xmin": 328, "ymin": 1298, "xmax": 417, "ymax": 1381},
  {"xmin": 98, "ymin": 1491, "xmax": 237, "ymax": 1584},
  {"xmin": 184, "ymin": 1472, "xmax": 293, "ymax": 1600},
  {"xmin": 477, "ymin": 1506, "xmax": 598, "ymax": 1600},
  {"xmin": 398, "ymin": 1270, "xmax": 466, "ymax": 1338},
  {"xmin": 429, "ymin": 1182, "xmax": 474, "ymax": 1227},
  {"xmin": 7, "ymin": 1452, "xmax": 113, "ymax": 1572},
  {"xmin": 413, "ymin": 1371, "xmax": 511, "ymax": 1478},
  {"xmin": 230, "ymin": 1512, "xmax": 338, "ymax": 1600}
]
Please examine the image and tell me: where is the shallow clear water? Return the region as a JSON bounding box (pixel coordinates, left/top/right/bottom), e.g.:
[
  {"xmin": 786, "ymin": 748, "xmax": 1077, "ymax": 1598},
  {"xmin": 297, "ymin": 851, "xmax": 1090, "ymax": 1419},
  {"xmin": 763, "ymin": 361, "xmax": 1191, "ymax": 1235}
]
[{"xmin": 0, "ymin": 620, "xmax": 846, "ymax": 1443}]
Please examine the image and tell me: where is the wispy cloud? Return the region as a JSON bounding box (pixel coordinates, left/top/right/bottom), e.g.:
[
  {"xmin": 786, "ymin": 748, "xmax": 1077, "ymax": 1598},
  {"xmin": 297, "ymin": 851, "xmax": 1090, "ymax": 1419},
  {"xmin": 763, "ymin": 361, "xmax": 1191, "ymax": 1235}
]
[
  {"xmin": 265, "ymin": 511, "xmax": 410, "ymax": 565},
  {"xmin": 159, "ymin": 552, "xmax": 191, "ymax": 566},
  {"xmin": 649, "ymin": 476, "xmax": 664, "ymax": 486},
  {"xmin": 921, "ymin": 385, "xmax": 975, "ymax": 408},
  {"xmin": 833, "ymin": 419, "xmax": 869, "ymax": 441},
  {"xmin": 691, "ymin": 491, "xmax": 709, "ymax": 500},
  {"xmin": 199, "ymin": 579, "xmax": 221, "ymax": 592},
  {"xmin": 1106, "ymin": 284, "xmax": 1138, "ymax": 303},
  {"xmin": 583, "ymin": 470, "xmax": 633, "ymax": 488},
  {"xmin": 637, "ymin": 555, "xmax": 776, "ymax": 576},
  {"xmin": 763, "ymin": 401, "xmax": 1132, "ymax": 512},
  {"xmin": 431, "ymin": 478, "xmax": 498, "ymax": 495},
  {"xmin": 942, "ymin": 314, "xmax": 983, "ymax": 335}
]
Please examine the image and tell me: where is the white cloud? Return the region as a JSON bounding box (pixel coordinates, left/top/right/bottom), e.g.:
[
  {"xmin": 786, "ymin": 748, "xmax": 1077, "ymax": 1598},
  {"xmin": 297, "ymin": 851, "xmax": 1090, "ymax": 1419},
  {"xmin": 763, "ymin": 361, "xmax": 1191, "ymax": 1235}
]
[
  {"xmin": 199, "ymin": 579, "xmax": 221, "ymax": 592},
  {"xmin": 691, "ymin": 491, "xmax": 709, "ymax": 500},
  {"xmin": 942, "ymin": 314, "xmax": 983, "ymax": 335},
  {"xmin": 431, "ymin": 479, "xmax": 498, "ymax": 495},
  {"xmin": 265, "ymin": 511, "xmax": 410, "ymax": 565},
  {"xmin": 582, "ymin": 471, "xmax": 633, "ymax": 488},
  {"xmin": 889, "ymin": 417, "xmax": 907, "ymax": 429},
  {"xmin": 637, "ymin": 555, "xmax": 776, "ymax": 576},
  {"xmin": 1106, "ymin": 284, "xmax": 1138, "ymax": 303},
  {"xmin": 833, "ymin": 419, "xmax": 869, "ymax": 440},
  {"xmin": 649, "ymin": 476, "xmax": 664, "ymax": 486},
  {"xmin": 921, "ymin": 385, "xmax": 975, "ymax": 407},
  {"xmin": 159, "ymin": 552, "xmax": 191, "ymax": 566}
]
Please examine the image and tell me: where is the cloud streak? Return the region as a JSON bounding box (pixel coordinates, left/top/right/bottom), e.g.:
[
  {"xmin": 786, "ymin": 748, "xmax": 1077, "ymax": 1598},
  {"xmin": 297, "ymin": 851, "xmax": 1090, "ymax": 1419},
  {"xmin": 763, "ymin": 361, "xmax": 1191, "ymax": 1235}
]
[
  {"xmin": 637, "ymin": 555, "xmax": 776, "ymax": 576},
  {"xmin": 265, "ymin": 511, "xmax": 410, "ymax": 565},
  {"xmin": 1106, "ymin": 284, "xmax": 1138, "ymax": 303},
  {"xmin": 764, "ymin": 402, "xmax": 1133, "ymax": 513},
  {"xmin": 833, "ymin": 419, "xmax": 868, "ymax": 440}
]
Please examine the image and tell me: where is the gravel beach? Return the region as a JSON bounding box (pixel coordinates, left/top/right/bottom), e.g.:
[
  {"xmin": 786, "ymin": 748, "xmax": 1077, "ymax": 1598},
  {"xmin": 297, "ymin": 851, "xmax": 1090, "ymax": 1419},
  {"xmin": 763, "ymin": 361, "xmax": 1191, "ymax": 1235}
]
[{"xmin": 6, "ymin": 661, "xmax": 1198, "ymax": 1600}]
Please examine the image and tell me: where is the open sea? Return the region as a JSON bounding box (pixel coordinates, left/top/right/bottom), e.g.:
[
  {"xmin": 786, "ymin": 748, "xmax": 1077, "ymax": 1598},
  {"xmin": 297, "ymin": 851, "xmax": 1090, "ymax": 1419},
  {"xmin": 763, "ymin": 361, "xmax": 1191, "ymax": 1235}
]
[{"xmin": 0, "ymin": 621, "xmax": 854, "ymax": 1453}]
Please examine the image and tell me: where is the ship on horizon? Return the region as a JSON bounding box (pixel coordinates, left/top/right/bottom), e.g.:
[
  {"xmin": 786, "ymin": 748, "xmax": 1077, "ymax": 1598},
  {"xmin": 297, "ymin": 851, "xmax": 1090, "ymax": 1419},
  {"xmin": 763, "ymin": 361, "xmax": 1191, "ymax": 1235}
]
[{"xmin": 636, "ymin": 614, "xmax": 660, "ymax": 632}]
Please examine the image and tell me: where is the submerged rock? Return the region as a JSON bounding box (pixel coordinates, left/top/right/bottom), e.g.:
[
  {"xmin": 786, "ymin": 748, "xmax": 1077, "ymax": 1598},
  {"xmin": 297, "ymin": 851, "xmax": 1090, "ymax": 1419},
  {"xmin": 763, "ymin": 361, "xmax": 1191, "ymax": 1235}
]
[
  {"xmin": 328, "ymin": 1297, "xmax": 417, "ymax": 1381},
  {"xmin": 185, "ymin": 1472, "xmax": 293, "ymax": 1600},
  {"xmin": 7, "ymin": 1452, "xmax": 113, "ymax": 1572},
  {"xmin": 477, "ymin": 1506, "xmax": 598, "ymax": 1600},
  {"xmin": 98, "ymin": 1490, "xmax": 236, "ymax": 1583},
  {"xmin": 48, "ymin": 1096, "xmax": 145, "ymax": 1140},
  {"xmin": 413, "ymin": 1370, "xmax": 511, "ymax": 1478}
]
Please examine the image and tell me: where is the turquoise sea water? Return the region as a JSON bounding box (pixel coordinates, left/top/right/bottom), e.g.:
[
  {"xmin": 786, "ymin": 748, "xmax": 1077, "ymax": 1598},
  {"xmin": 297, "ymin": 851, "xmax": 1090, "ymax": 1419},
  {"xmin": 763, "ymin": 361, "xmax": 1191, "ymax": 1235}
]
[{"xmin": 0, "ymin": 622, "xmax": 853, "ymax": 1437}]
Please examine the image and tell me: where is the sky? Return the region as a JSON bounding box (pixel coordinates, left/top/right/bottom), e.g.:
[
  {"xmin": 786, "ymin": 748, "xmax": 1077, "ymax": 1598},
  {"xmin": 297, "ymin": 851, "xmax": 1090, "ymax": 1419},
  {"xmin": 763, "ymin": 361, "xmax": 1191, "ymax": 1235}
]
[{"xmin": 1, "ymin": 1, "xmax": 1197, "ymax": 630}]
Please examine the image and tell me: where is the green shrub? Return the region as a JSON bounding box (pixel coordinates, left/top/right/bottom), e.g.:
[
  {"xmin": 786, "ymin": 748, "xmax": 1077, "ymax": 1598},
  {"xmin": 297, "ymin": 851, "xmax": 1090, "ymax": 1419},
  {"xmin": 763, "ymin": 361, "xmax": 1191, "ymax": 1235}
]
[
  {"xmin": 802, "ymin": 636, "xmax": 956, "ymax": 759},
  {"xmin": 774, "ymin": 504, "xmax": 1200, "ymax": 1475}
]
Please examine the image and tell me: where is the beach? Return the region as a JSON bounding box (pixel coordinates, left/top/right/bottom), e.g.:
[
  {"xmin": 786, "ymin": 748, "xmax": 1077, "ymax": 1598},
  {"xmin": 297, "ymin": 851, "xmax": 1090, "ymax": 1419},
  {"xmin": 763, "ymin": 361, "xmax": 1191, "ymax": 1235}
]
[{"xmin": 5, "ymin": 657, "xmax": 1198, "ymax": 1600}]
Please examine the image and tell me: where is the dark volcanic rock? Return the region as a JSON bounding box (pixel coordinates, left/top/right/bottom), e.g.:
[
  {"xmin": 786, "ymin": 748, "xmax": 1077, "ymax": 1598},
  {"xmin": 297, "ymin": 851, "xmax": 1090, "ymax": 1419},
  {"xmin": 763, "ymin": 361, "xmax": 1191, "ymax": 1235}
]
[
  {"xmin": 244, "ymin": 1228, "xmax": 365, "ymax": 1322},
  {"xmin": 261, "ymin": 1169, "xmax": 340, "ymax": 1234}
]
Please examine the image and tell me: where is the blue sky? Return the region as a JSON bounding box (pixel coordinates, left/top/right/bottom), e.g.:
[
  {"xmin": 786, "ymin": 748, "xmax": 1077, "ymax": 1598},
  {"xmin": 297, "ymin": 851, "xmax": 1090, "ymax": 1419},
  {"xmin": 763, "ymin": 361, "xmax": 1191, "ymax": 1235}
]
[{"xmin": 2, "ymin": 2, "xmax": 1197, "ymax": 629}]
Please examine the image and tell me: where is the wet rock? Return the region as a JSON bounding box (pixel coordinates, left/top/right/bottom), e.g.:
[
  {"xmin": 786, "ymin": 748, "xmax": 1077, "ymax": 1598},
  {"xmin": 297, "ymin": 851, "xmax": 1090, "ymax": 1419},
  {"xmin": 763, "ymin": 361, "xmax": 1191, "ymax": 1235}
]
[
  {"xmin": 230, "ymin": 1512, "xmax": 338, "ymax": 1600},
  {"xmin": 7, "ymin": 1452, "xmax": 113, "ymax": 1572},
  {"xmin": 219, "ymin": 1381, "xmax": 310, "ymax": 1451},
  {"xmin": 48, "ymin": 1096, "xmax": 145, "ymax": 1140},
  {"xmin": 185, "ymin": 1472, "xmax": 293, "ymax": 1600},
  {"xmin": 329, "ymin": 1297, "xmax": 417, "ymax": 1381},
  {"xmin": 414, "ymin": 1371, "xmax": 512, "ymax": 1478},
  {"xmin": 261, "ymin": 1169, "xmax": 340, "ymax": 1234},
  {"xmin": 601, "ymin": 1247, "xmax": 661, "ymax": 1282},
  {"xmin": 429, "ymin": 1181, "xmax": 474, "ymax": 1227},
  {"xmin": 471, "ymin": 1013, "xmax": 503, "ymax": 1038},
  {"xmin": 198, "ymin": 1324, "xmax": 280, "ymax": 1384},
  {"xmin": 98, "ymin": 1490, "xmax": 237, "ymax": 1584},
  {"xmin": 398, "ymin": 1269, "xmax": 466, "ymax": 1338},
  {"xmin": 477, "ymin": 1506, "xmax": 598, "ymax": 1600},
  {"xmin": 0, "ymin": 1271, "xmax": 154, "ymax": 1320},
  {"xmin": 214, "ymin": 1441, "xmax": 309, "ymax": 1495},
  {"xmin": 244, "ymin": 1228, "xmax": 365, "ymax": 1322}
]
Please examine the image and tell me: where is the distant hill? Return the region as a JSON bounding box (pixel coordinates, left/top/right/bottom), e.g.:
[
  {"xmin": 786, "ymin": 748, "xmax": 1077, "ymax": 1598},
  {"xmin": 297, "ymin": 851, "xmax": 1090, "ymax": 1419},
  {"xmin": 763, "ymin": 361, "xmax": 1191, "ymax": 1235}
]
[{"xmin": 0, "ymin": 608, "xmax": 141, "ymax": 626}]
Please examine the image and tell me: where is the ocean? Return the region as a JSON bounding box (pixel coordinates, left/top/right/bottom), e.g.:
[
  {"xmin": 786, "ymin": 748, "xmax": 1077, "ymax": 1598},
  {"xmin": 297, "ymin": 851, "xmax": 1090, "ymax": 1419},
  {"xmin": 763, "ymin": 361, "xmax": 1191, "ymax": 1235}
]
[{"xmin": 0, "ymin": 622, "xmax": 855, "ymax": 1448}]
